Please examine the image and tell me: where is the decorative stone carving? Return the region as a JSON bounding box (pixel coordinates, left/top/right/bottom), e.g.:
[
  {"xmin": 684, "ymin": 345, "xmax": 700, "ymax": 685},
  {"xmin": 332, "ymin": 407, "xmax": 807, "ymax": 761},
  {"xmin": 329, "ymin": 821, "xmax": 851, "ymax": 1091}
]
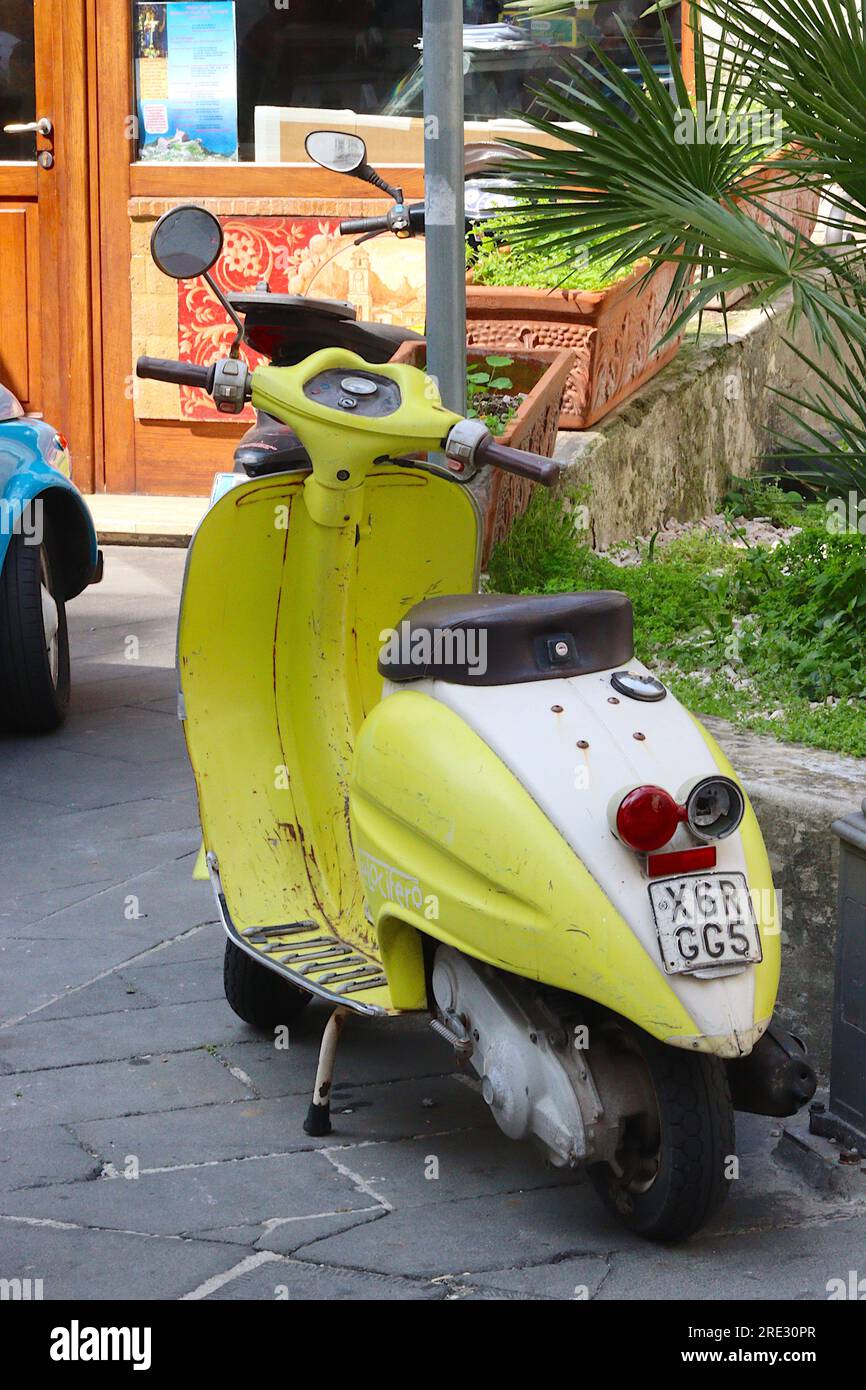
[{"xmin": 466, "ymin": 260, "xmax": 684, "ymax": 431}]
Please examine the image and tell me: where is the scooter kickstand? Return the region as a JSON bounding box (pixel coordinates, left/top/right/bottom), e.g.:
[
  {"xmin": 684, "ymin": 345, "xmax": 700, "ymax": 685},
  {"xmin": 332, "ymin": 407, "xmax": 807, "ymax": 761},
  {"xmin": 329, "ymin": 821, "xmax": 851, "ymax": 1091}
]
[{"xmin": 303, "ymin": 1006, "xmax": 349, "ymax": 1137}]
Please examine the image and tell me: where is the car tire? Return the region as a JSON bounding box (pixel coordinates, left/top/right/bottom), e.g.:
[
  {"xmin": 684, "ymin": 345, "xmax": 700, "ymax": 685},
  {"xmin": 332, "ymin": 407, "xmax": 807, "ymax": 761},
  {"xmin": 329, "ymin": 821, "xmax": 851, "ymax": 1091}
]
[
  {"xmin": 223, "ymin": 940, "xmax": 313, "ymax": 1031},
  {"xmin": 0, "ymin": 522, "xmax": 70, "ymax": 732}
]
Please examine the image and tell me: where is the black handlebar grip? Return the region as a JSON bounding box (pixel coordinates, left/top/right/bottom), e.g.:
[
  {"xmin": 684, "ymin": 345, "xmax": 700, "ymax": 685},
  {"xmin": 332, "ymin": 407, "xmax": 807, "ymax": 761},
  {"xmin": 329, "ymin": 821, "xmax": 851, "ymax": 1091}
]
[
  {"xmin": 339, "ymin": 215, "xmax": 392, "ymax": 235},
  {"xmin": 136, "ymin": 358, "xmax": 214, "ymax": 390},
  {"xmin": 474, "ymin": 436, "xmax": 560, "ymax": 487}
]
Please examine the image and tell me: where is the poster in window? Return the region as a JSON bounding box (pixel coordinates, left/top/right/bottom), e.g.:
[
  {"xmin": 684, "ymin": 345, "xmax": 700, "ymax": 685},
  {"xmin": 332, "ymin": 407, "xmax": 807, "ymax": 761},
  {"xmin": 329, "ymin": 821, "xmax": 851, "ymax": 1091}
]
[{"xmin": 135, "ymin": 2, "xmax": 238, "ymax": 162}]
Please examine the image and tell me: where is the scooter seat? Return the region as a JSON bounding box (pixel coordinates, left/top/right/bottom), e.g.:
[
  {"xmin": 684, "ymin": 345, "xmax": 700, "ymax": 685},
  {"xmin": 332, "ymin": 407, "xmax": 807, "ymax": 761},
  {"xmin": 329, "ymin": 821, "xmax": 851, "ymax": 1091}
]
[
  {"xmin": 233, "ymin": 411, "xmax": 310, "ymax": 477},
  {"xmin": 380, "ymin": 590, "xmax": 633, "ymax": 686}
]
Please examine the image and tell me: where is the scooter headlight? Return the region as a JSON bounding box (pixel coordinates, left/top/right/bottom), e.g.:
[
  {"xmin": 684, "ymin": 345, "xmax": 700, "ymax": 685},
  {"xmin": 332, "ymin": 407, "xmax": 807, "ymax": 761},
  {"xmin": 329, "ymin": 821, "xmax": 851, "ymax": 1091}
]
[
  {"xmin": 614, "ymin": 784, "xmax": 683, "ymax": 853},
  {"xmin": 683, "ymin": 775, "xmax": 745, "ymax": 842}
]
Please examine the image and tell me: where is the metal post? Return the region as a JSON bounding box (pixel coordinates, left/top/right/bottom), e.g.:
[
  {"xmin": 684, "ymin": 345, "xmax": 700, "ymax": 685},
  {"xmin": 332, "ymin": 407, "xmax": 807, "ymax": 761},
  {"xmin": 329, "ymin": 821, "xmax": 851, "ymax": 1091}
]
[
  {"xmin": 423, "ymin": 0, "xmax": 466, "ymax": 416},
  {"xmin": 809, "ymin": 797, "xmax": 866, "ymax": 1154}
]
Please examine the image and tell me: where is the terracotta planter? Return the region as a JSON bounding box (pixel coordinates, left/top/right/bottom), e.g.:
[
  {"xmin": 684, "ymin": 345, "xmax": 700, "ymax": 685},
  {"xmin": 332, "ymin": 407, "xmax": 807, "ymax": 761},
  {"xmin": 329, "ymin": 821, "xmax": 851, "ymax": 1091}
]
[
  {"xmin": 390, "ymin": 342, "xmax": 573, "ymax": 565},
  {"xmin": 465, "ymin": 259, "xmax": 683, "ymax": 430}
]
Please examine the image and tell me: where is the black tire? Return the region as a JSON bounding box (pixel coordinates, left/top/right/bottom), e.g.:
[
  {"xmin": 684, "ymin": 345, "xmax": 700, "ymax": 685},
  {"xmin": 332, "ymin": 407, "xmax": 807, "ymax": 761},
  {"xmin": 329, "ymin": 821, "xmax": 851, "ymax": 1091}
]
[
  {"xmin": 0, "ymin": 522, "xmax": 70, "ymax": 733},
  {"xmin": 223, "ymin": 939, "xmax": 312, "ymax": 1031},
  {"xmin": 590, "ymin": 1030, "xmax": 735, "ymax": 1243}
]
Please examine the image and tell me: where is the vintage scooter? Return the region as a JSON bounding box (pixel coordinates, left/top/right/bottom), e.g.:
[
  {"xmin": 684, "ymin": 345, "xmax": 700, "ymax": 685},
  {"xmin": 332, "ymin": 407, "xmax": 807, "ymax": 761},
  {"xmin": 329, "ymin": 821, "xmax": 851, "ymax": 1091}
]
[{"xmin": 137, "ymin": 141, "xmax": 815, "ymax": 1242}]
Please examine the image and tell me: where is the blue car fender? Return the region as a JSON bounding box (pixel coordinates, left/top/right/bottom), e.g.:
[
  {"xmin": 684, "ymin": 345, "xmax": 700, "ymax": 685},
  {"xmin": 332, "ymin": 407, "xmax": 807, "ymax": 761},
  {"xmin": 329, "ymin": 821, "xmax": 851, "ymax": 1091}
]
[{"xmin": 0, "ymin": 417, "xmax": 100, "ymax": 600}]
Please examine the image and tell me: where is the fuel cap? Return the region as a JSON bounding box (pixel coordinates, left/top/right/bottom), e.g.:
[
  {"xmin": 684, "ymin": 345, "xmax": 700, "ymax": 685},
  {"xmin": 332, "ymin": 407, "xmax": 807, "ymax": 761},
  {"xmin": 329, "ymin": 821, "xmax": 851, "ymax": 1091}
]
[
  {"xmin": 611, "ymin": 670, "xmax": 667, "ymax": 702},
  {"xmin": 340, "ymin": 376, "xmax": 378, "ymax": 396}
]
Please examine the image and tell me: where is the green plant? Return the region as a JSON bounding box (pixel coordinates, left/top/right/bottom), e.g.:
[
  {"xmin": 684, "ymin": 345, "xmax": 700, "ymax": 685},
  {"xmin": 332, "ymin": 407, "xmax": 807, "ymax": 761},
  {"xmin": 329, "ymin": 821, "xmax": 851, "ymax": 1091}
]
[
  {"xmin": 499, "ymin": 0, "xmax": 866, "ymax": 495},
  {"xmin": 489, "ymin": 491, "xmax": 866, "ymax": 755},
  {"xmin": 468, "ymin": 213, "xmax": 635, "ymax": 292},
  {"xmin": 721, "ymin": 475, "xmax": 812, "ymax": 527},
  {"xmin": 465, "ymin": 353, "xmax": 519, "ymax": 436}
]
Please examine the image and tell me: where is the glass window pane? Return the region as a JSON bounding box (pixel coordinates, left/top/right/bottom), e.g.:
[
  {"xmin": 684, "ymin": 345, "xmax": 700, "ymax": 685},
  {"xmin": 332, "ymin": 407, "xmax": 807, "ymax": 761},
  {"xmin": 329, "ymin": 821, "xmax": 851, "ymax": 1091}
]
[
  {"xmin": 132, "ymin": 1, "xmax": 681, "ymax": 163},
  {"xmin": 0, "ymin": 0, "xmax": 37, "ymax": 161}
]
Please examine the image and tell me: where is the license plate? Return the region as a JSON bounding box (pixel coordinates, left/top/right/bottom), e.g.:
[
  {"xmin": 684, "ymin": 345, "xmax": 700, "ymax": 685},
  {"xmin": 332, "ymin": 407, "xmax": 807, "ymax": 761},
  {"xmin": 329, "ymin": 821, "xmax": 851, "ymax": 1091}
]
[{"xmin": 648, "ymin": 872, "xmax": 762, "ymax": 976}]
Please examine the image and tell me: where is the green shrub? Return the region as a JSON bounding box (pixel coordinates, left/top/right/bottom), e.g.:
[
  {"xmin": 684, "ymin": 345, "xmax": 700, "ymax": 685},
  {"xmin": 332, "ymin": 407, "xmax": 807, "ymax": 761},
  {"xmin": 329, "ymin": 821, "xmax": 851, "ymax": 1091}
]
[{"xmin": 487, "ymin": 492, "xmax": 866, "ymax": 755}]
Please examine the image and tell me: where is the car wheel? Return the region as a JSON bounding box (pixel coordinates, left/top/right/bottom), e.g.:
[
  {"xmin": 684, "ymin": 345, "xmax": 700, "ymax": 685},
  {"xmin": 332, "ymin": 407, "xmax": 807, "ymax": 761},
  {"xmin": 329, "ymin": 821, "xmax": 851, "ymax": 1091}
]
[{"xmin": 0, "ymin": 521, "xmax": 71, "ymax": 732}]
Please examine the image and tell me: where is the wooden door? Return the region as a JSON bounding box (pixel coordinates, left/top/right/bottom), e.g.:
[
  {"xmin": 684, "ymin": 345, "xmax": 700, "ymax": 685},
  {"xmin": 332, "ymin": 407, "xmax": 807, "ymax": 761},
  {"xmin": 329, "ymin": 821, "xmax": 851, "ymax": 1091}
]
[{"xmin": 0, "ymin": 0, "xmax": 96, "ymax": 489}]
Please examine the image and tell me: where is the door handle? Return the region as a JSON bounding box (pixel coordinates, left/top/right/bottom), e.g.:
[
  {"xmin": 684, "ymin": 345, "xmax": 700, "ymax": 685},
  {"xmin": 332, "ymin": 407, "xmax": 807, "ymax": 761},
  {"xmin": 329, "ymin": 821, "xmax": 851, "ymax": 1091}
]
[{"xmin": 3, "ymin": 118, "xmax": 53, "ymax": 138}]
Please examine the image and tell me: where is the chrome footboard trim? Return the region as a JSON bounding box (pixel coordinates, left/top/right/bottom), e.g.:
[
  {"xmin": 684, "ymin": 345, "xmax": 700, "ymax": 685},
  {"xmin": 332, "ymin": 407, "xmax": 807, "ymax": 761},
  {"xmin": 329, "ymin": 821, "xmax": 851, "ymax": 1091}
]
[{"xmin": 207, "ymin": 854, "xmax": 387, "ymax": 1017}]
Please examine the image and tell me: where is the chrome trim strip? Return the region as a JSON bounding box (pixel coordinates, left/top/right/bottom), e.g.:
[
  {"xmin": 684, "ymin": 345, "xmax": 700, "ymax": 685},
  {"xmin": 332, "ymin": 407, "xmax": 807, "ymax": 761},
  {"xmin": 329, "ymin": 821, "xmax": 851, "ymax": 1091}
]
[{"xmin": 207, "ymin": 854, "xmax": 387, "ymax": 1018}]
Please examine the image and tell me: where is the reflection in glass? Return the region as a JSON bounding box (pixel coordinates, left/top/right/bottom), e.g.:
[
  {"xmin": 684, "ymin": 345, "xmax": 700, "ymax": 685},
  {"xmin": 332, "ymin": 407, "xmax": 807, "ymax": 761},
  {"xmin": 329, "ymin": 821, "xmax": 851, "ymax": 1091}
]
[
  {"xmin": 130, "ymin": 1, "xmax": 681, "ymax": 163},
  {"xmin": 0, "ymin": 0, "xmax": 36, "ymax": 161}
]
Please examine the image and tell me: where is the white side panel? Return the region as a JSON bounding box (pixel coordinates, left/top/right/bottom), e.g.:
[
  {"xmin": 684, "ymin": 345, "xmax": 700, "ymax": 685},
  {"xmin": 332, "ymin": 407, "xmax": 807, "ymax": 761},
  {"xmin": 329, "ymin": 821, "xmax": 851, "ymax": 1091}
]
[{"xmin": 395, "ymin": 664, "xmax": 763, "ymax": 1042}]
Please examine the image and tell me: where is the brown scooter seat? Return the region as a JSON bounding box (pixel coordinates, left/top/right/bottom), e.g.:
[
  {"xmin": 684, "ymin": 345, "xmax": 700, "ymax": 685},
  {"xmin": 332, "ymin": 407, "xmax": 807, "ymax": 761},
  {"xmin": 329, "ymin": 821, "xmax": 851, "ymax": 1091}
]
[{"xmin": 379, "ymin": 591, "xmax": 634, "ymax": 686}]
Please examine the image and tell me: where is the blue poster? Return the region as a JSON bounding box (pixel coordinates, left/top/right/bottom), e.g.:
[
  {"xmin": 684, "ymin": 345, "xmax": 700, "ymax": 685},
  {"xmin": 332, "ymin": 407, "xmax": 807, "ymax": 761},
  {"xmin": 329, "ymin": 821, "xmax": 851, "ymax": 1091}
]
[{"xmin": 135, "ymin": 2, "xmax": 238, "ymax": 162}]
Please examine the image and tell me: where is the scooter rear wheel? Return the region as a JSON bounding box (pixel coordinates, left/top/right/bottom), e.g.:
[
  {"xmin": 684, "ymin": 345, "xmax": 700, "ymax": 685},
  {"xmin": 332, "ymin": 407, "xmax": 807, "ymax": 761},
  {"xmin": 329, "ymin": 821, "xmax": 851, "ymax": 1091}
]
[
  {"xmin": 589, "ymin": 1029, "xmax": 734, "ymax": 1243},
  {"xmin": 223, "ymin": 941, "xmax": 312, "ymax": 1031}
]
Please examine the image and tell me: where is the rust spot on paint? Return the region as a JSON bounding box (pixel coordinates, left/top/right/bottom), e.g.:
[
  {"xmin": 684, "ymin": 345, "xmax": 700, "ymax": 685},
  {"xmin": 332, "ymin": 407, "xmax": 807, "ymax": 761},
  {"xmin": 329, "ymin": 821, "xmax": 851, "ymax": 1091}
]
[
  {"xmin": 633, "ymin": 731, "xmax": 646, "ymax": 741},
  {"xmin": 608, "ymin": 696, "xmax": 620, "ymax": 705},
  {"xmin": 551, "ymin": 704, "xmax": 564, "ymax": 714},
  {"xmin": 576, "ymin": 739, "xmax": 589, "ymax": 749}
]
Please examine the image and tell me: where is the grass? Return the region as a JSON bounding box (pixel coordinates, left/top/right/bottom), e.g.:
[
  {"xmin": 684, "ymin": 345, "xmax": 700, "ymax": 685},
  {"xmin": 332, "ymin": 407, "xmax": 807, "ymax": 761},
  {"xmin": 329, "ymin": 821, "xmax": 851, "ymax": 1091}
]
[
  {"xmin": 468, "ymin": 214, "xmax": 636, "ymax": 293},
  {"xmin": 487, "ymin": 487, "xmax": 866, "ymax": 758}
]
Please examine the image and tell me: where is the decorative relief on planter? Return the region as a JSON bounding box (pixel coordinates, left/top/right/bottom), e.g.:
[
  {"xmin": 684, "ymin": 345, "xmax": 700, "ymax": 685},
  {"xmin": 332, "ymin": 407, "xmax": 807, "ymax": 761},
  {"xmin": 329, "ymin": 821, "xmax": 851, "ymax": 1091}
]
[{"xmin": 466, "ymin": 261, "xmax": 683, "ymax": 431}]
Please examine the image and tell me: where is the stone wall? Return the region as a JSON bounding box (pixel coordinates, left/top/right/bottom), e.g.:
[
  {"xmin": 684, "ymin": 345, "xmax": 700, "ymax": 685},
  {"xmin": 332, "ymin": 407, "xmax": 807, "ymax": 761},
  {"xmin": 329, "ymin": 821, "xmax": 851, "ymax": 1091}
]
[{"xmin": 554, "ymin": 289, "xmax": 840, "ymax": 548}]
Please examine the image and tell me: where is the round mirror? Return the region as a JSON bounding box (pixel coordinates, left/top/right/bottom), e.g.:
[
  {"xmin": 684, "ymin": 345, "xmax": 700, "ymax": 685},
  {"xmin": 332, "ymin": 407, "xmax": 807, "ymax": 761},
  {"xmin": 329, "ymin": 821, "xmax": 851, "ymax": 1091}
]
[
  {"xmin": 150, "ymin": 205, "xmax": 223, "ymax": 280},
  {"xmin": 304, "ymin": 130, "xmax": 368, "ymax": 176}
]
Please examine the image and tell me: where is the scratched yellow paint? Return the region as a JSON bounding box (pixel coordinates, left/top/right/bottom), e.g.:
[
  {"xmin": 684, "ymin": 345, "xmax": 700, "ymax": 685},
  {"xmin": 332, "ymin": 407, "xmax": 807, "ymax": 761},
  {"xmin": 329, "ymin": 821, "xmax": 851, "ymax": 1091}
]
[{"xmin": 178, "ymin": 458, "xmax": 478, "ymax": 1011}]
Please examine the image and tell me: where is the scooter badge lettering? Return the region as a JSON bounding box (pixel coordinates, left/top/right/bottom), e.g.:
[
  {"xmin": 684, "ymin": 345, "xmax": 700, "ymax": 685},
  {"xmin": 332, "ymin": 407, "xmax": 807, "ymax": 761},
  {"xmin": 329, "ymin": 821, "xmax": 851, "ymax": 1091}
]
[{"xmin": 358, "ymin": 850, "xmax": 424, "ymax": 911}]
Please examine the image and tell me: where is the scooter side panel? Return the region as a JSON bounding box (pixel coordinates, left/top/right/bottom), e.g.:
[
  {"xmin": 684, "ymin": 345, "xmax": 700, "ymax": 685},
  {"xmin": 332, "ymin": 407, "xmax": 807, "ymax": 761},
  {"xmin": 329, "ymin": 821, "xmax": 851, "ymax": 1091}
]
[
  {"xmin": 419, "ymin": 667, "xmax": 779, "ymax": 1053},
  {"xmin": 351, "ymin": 689, "xmax": 700, "ymax": 1040},
  {"xmin": 178, "ymin": 467, "xmax": 478, "ymax": 998}
]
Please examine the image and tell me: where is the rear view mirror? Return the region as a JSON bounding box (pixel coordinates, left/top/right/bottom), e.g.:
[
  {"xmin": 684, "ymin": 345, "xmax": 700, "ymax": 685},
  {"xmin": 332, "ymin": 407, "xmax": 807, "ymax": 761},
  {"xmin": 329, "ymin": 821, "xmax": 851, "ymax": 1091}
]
[
  {"xmin": 305, "ymin": 130, "xmax": 368, "ymax": 176},
  {"xmin": 150, "ymin": 205, "xmax": 223, "ymax": 280}
]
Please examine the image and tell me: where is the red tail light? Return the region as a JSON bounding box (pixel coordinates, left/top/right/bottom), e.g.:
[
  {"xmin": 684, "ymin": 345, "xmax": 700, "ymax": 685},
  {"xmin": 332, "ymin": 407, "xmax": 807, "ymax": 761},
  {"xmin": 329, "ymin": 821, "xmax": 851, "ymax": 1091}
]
[
  {"xmin": 647, "ymin": 845, "xmax": 717, "ymax": 878},
  {"xmin": 615, "ymin": 785, "xmax": 683, "ymax": 852}
]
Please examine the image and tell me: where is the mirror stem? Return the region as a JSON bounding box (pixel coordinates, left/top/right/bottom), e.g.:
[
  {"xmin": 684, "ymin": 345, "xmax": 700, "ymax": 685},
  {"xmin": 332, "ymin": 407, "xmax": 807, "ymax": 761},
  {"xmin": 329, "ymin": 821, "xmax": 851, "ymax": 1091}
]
[
  {"xmin": 204, "ymin": 271, "xmax": 245, "ymax": 358},
  {"xmin": 360, "ymin": 164, "xmax": 403, "ymax": 204}
]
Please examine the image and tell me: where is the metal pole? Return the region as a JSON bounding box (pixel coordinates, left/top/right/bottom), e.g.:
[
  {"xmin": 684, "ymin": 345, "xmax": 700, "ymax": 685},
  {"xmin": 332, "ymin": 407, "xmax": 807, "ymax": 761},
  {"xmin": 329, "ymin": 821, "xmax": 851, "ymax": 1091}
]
[{"xmin": 423, "ymin": 0, "xmax": 466, "ymax": 416}]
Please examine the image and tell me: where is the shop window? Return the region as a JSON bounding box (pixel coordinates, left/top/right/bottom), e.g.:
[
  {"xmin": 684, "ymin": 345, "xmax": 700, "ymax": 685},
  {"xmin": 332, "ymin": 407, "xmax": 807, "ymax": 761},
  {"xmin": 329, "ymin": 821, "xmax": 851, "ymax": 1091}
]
[
  {"xmin": 0, "ymin": 0, "xmax": 36, "ymax": 161},
  {"xmin": 131, "ymin": 0, "xmax": 681, "ymax": 164}
]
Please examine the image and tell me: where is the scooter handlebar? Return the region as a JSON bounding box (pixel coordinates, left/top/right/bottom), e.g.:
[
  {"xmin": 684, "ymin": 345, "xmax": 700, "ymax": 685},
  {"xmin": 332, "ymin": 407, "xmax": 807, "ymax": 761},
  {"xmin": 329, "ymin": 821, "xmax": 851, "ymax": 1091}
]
[
  {"xmin": 444, "ymin": 420, "xmax": 559, "ymax": 487},
  {"xmin": 339, "ymin": 205, "xmax": 426, "ymax": 237},
  {"xmin": 475, "ymin": 436, "xmax": 560, "ymax": 486},
  {"xmin": 136, "ymin": 357, "xmax": 215, "ymax": 390}
]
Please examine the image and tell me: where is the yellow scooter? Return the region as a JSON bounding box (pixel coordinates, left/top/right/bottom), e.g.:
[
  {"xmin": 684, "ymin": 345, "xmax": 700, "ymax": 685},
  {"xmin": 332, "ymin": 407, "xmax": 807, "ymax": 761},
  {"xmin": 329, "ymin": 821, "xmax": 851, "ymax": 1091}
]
[{"xmin": 137, "ymin": 200, "xmax": 815, "ymax": 1243}]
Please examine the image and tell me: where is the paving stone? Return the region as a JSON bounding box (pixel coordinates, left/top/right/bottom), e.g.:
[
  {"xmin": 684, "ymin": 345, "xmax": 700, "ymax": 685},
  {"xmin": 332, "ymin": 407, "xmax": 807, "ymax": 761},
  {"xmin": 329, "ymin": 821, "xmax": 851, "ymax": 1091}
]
[
  {"xmin": 1, "ymin": 998, "xmax": 252, "ymax": 1072},
  {"xmin": 0, "ymin": 1218, "xmax": 244, "ymax": 1300},
  {"xmin": 320, "ymin": 1128, "xmax": 580, "ymax": 1210},
  {"xmin": 218, "ymin": 1012, "xmax": 458, "ymax": 1100},
  {"xmin": 597, "ymin": 1214, "xmax": 866, "ymax": 1300},
  {"xmin": 300, "ymin": 1187, "xmax": 614, "ymax": 1276},
  {"xmin": 73, "ymin": 1075, "xmax": 495, "ymax": 1172},
  {"xmin": 0, "ymin": 1050, "xmax": 252, "ymax": 1130},
  {"xmin": 468, "ymin": 1255, "xmax": 610, "ymax": 1300},
  {"xmin": 117, "ymin": 956, "xmax": 225, "ymax": 1007},
  {"xmin": 200, "ymin": 1254, "xmax": 444, "ymax": 1300},
  {"xmin": 0, "ymin": 1149, "xmax": 379, "ymax": 1243},
  {"xmin": 32, "ymin": 973, "xmax": 161, "ymax": 1022},
  {"xmin": 0, "ymin": 1125, "xmax": 100, "ymax": 1192}
]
